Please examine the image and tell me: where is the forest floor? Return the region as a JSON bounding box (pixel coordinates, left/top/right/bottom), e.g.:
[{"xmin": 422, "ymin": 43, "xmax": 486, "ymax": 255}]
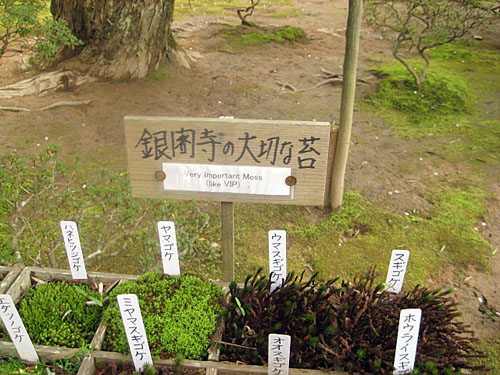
[{"xmin": 0, "ymin": 0, "xmax": 499, "ymax": 367}]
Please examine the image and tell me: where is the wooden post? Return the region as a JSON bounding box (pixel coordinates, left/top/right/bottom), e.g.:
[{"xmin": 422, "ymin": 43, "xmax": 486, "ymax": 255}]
[
  {"xmin": 221, "ymin": 202, "xmax": 234, "ymax": 282},
  {"xmin": 330, "ymin": 0, "xmax": 363, "ymax": 210}
]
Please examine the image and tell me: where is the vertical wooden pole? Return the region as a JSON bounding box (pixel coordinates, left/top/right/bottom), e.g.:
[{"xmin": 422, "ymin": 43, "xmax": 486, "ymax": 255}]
[
  {"xmin": 330, "ymin": 0, "xmax": 363, "ymax": 210},
  {"xmin": 221, "ymin": 201, "xmax": 234, "ymax": 282}
]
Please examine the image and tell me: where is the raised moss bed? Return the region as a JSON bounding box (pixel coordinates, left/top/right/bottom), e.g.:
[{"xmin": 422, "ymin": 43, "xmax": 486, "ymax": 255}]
[
  {"xmin": 102, "ymin": 272, "xmax": 224, "ymax": 361},
  {"xmin": 219, "ymin": 268, "xmax": 485, "ymax": 375}
]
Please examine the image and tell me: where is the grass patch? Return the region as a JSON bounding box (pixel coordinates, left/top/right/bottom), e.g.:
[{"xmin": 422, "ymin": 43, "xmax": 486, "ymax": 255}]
[
  {"xmin": 218, "ymin": 25, "xmax": 306, "ymax": 52},
  {"xmin": 285, "ymin": 190, "xmax": 491, "ymax": 287}
]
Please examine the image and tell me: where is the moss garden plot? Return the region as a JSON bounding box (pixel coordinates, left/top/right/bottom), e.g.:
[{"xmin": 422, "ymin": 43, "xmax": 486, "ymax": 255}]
[
  {"xmin": 0, "ymin": 356, "xmax": 81, "ymax": 375},
  {"xmin": 102, "ymin": 272, "xmax": 224, "ymax": 361},
  {"xmin": 220, "ymin": 268, "xmax": 487, "ymax": 375}
]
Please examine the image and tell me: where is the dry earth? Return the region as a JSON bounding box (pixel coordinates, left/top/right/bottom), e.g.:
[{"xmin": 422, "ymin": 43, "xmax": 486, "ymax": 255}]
[{"xmin": 0, "ymin": 0, "xmax": 499, "ymax": 344}]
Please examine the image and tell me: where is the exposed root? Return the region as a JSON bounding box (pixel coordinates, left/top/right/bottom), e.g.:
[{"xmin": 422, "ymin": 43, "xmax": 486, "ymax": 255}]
[{"xmin": 0, "ymin": 100, "xmax": 91, "ymax": 113}]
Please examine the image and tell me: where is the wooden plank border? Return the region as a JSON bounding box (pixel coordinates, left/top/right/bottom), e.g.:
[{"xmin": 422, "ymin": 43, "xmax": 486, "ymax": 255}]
[{"xmin": 0, "ymin": 264, "xmax": 24, "ymax": 294}]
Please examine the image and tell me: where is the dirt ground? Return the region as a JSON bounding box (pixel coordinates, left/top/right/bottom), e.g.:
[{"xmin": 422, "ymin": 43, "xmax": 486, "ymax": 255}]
[{"xmin": 0, "ymin": 0, "xmax": 499, "ymax": 344}]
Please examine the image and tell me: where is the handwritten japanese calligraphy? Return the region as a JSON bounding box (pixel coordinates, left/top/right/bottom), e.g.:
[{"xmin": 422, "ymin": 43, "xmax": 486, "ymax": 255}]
[
  {"xmin": 157, "ymin": 221, "xmax": 180, "ymax": 276},
  {"xmin": 385, "ymin": 250, "xmax": 410, "ymax": 294},
  {"xmin": 60, "ymin": 221, "xmax": 87, "ymax": 280},
  {"xmin": 269, "ymin": 230, "xmax": 287, "ymax": 293},
  {"xmin": 0, "ymin": 294, "xmax": 39, "ymax": 362},
  {"xmin": 117, "ymin": 294, "xmax": 153, "ymax": 372},
  {"xmin": 161, "ymin": 163, "xmax": 292, "ymax": 196},
  {"xmin": 135, "ymin": 127, "xmax": 320, "ymax": 169},
  {"xmin": 268, "ymin": 334, "xmax": 291, "ymax": 375},
  {"xmin": 393, "ymin": 309, "xmax": 422, "ymax": 375}
]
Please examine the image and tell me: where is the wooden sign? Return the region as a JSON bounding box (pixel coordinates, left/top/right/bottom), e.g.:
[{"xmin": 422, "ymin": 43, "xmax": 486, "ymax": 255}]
[{"xmin": 124, "ymin": 117, "xmax": 336, "ymax": 206}]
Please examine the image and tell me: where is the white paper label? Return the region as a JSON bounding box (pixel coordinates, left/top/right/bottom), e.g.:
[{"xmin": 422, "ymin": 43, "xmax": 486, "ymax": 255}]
[
  {"xmin": 385, "ymin": 250, "xmax": 410, "ymax": 294},
  {"xmin": 60, "ymin": 221, "xmax": 87, "ymax": 280},
  {"xmin": 269, "ymin": 230, "xmax": 287, "ymax": 293},
  {"xmin": 0, "ymin": 294, "xmax": 39, "ymax": 362},
  {"xmin": 162, "ymin": 163, "xmax": 291, "ymax": 196},
  {"xmin": 393, "ymin": 309, "xmax": 422, "ymax": 375},
  {"xmin": 157, "ymin": 221, "xmax": 180, "ymax": 276},
  {"xmin": 268, "ymin": 334, "xmax": 291, "ymax": 375},
  {"xmin": 117, "ymin": 294, "xmax": 153, "ymax": 372}
]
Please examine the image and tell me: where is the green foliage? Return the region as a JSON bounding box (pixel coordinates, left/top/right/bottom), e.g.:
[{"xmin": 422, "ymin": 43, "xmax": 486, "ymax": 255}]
[
  {"xmin": 471, "ymin": 336, "xmax": 500, "ymax": 374},
  {"xmin": 103, "ymin": 272, "xmax": 224, "ymax": 360},
  {"xmin": 18, "ymin": 281, "xmax": 102, "ymax": 348},
  {"xmin": 0, "ymin": 0, "xmax": 81, "ymax": 64},
  {"xmin": 0, "ymin": 356, "xmax": 81, "ymax": 374},
  {"xmin": 0, "ymin": 146, "xmax": 219, "ymax": 276}
]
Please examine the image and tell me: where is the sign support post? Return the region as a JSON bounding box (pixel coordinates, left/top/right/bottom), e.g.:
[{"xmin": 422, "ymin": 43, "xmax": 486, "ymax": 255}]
[{"xmin": 221, "ymin": 201, "xmax": 235, "ymax": 282}]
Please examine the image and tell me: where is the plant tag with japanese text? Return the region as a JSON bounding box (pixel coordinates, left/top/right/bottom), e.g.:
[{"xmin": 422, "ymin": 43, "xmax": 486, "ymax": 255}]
[
  {"xmin": 269, "ymin": 230, "xmax": 287, "ymax": 293},
  {"xmin": 393, "ymin": 308, "xmax": 422, "ymax": 375},
  {"xmin": 0, "ymin": 294, "xmax": 39, "ymax": 362},
  {"xmin": 268, "ymin": 334, "xmax": 291, "ymax": 375},
  {"xmin": 385, "ymin": 250, "xmax": 410, "ymax": 293},
  {"xmin": 60, "ymin": 221, "xmax": 87, "ymax": 280},
  {"xmin": 157, "ymin": 221, "xmax": 180, "ymax": 275},
  {"xmin": 117, "ymin": 294, "xmax": 153, "ymax": 372}
]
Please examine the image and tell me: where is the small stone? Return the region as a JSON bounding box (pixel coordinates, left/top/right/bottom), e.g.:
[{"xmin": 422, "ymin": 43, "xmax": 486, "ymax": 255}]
[{"xmin": 473, "ymin": 35, "xmax": 483, "ymax": 41}]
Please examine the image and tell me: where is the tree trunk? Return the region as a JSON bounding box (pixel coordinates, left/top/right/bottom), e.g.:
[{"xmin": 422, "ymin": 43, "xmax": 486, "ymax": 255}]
[{"xmin": 50, "ymin": 0, "xmax": 176, "ymax": 80}]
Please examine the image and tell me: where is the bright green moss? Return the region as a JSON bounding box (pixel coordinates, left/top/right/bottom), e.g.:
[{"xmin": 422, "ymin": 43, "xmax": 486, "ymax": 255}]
[
  {"xmin": 103, "ymin": 272, "xmax": 224, "ymax": 360},
  {"xmin": 18, "ymin": 281, "xmax": 102, "ymax": 348}
]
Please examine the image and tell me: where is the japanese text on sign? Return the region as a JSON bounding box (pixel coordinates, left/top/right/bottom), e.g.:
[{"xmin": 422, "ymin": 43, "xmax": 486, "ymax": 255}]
[
  {"xmin": 0, "ymin": 294, "xmax": 39, "ymax": 362},
  {"xmin": 157, "ymin": 221, "xmax": 180, "ymax": 276},
  {"xmin": 269, "ymin": 230, "xmax": 287, "ymax": 293},
  {"xmin": 393, "ymin": 309, "xmax": 422, "ymax": 375},
  {"xmin": 385, "ymin": 250, "xmax": 410, "ymax": 294},
  {"xmin": 268, "ymin": 334, "xmax": 291, "ymax": 375},
  {"xmin": 117, "ymin": 294, "xmax": 153, "ymax": 372},
  {"xmin": 135, "ymin": 127, "xmax": 322, "ymax": 169},
  {"xmin": 161, "ymin": 163, "xmax": 291, "ymax": 196},
  {"xmin": 60, "ymin": 221, "xmax": 87, "ymax": 280}
]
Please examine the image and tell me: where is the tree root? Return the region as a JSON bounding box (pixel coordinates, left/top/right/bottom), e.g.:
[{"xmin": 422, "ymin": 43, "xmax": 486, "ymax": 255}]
[
  {"xmin": 0, "ymin": 100, "xmax": 91, "ymax": 113},
  {"xmin": 0, "ymin": 71, "xmax": 95, "ymax": 99},
  {"xmin": 277, "ymin": 66, "xmax": 374, "ymax": 93}
]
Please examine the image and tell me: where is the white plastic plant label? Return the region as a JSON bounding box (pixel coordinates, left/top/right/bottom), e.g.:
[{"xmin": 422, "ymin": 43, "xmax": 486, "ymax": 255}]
[
  {"xmin": 268, "ymin": 334, "xmax": 291, "ymax": 375},
  {"xmin": 117, "ymin": 294, "xmax": 153, "ymax": 372},
  {"xmin": 157, "ymin": 221, "xmax": 180, "ymax": 276},
  {"xmin": 393, "ymin": 308, "xmax": 422, "ymax": 375},
  {"xmin": 60, "ymin": 221, "xmax": 88, "ymax": 280},
  {"xmin": 385, "ymin": 250, "xmax": 410, "ymax": 294},
  {"xmin": 0, "ymin": 294, "xmax": 39, "ymax": 362},
  {"xmin": 269, "ymin": 230, "xmax": 287, "ymax": 293}
]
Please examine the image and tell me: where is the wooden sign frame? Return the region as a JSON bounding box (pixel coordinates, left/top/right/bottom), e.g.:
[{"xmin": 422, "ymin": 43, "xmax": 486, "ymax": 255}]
[{"xmin": 125, "ymin": 116, "xmax": 337, "ymax": 207}]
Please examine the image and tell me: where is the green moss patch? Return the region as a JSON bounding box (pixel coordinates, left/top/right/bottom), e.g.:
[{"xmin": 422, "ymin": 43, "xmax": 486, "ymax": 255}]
[
  {"xmin": 17, "ymin": 281, "xmax": 102, "ymax": 348},
  {"xmin": 103, "ymin": 272, "xmax": 224, "ymax": 360},
  {"xmin": 290, "ymin": 190, "xmax": 491, "ymax": 288},
  {"xmin": 0, "ymin": 356, "xmax": 81, "ymax": 375},
  {"xmin": 219, "ymin": 25, "xmax": 306, "ymax": 52}
]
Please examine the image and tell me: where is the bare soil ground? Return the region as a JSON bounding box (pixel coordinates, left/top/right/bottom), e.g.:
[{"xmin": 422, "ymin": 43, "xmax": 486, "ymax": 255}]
[{"xmin": 0, "ymin": 0, "xmax": 499, "ymax": 343}]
